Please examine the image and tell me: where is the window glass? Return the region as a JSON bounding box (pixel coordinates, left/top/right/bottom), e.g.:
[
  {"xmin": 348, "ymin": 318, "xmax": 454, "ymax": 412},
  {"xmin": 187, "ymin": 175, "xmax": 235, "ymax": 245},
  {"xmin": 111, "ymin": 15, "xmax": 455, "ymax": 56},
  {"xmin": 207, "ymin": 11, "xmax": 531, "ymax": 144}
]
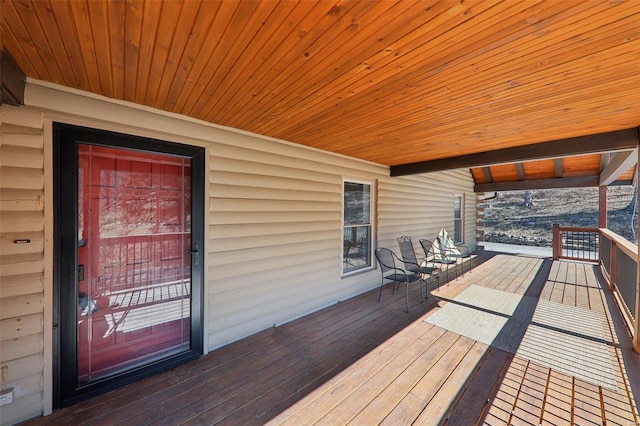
[
  {"xmin": 343, "ymin": 181, "xmax": 372, "ymax": 274},
  {"xmin": 454, "ymin": 194, "xmax": 464, "ymax": 244}
]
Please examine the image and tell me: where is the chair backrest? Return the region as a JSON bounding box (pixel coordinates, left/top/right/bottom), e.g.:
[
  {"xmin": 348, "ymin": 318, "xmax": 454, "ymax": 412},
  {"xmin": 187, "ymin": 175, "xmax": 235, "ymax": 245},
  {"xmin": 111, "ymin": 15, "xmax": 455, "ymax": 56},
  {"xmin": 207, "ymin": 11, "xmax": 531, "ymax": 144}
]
[
  {"xmin": 343, "ymin": 240, "xmax": 351, "ymax": 258},
  {"xmin": 375, "ymin": 247, "xmax": 396, "ymax": 274},
  {"xmin": 397, "ymin": 235, "xmax": 420, "ymax": 271},
  {"xmin": 419, "ymin": 239, "xmax": 434, "ymax": 259}
]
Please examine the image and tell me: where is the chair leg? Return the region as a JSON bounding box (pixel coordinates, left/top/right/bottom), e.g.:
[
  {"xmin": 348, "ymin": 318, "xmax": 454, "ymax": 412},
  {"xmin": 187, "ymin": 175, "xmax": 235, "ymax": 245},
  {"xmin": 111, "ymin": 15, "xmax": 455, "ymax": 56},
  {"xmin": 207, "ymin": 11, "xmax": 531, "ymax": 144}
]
[
  {"xmin": 424, "ymin": 275, "xmax": 433, "ymax": 300},
  {"xmin": 378, "ymin": 279, "xmax": 384, "ymax": 302},
  {"xmin": 405, "ymin": 281, "xmax": 409, "ymax": 313}
]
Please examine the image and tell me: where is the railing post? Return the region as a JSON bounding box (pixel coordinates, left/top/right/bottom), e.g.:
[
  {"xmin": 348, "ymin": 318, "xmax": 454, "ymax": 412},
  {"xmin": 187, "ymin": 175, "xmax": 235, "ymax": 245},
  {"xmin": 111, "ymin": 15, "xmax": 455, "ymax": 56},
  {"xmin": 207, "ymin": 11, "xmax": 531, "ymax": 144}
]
[
  {"xmin": 552, "ymin": 224, "xmax": 560, "ymax": 260},
  {"xmin": 599, "ymin": 186, "xmax": 608, "ymax": 229}
]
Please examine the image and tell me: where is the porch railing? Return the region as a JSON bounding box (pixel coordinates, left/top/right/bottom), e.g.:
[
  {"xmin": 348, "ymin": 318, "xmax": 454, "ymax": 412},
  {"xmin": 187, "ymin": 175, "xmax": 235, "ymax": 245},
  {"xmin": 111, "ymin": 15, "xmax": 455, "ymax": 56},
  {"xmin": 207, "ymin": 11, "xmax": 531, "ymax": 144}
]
[
  {"xmin": 552, "ymin": 225, "xmax": 599, "ymax": 262},
  {"xmin": 553, "ymin": 225, "xmax": 640, "ymax": 352},
  {"xmin": 599, "ymin": 229, "xmax": 638, "ymax": 346}
]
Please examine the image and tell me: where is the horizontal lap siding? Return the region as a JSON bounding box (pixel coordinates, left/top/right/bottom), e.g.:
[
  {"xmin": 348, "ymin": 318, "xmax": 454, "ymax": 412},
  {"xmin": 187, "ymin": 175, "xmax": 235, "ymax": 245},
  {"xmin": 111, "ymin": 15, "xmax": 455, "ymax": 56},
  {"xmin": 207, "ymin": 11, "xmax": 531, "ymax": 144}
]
[
  {"xmin": 4, "ymin": 84, "xmax": 477, "ymax": 421},
  {"xmin": 207, "ymin": 140, "xmax": 385, "ymax": 347},
  {"xmin": 0, "ymin": 106, "xmax": 45, "ymax": 425},
  {"xmin": 207, "ymin": 143, "xmax": 475, "ymax": 349},
  {"xmin": 378, "ymin": 170, "xmax": 475, "ymax": 249}
]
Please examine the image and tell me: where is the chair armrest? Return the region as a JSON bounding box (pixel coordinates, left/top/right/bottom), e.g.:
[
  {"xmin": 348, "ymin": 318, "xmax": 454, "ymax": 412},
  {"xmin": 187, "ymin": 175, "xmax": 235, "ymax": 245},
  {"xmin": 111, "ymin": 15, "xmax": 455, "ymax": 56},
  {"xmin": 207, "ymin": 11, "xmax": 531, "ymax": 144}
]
[
  {"xmin": 455, "ymin": 244, "xmax": 472, "ymax": 257},
  {"xmin": 399, "ymin": 254, "xmax": 439, "ymax": 275}
]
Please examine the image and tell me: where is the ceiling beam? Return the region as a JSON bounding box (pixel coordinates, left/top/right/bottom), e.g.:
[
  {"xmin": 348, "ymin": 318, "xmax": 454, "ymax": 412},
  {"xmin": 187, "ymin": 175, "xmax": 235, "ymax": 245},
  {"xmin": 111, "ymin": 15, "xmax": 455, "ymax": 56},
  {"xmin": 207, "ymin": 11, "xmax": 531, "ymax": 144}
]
[
  {"xmin": 599, "ymin": 149, "xmax": 638, "ymax": 186},
  {"xmin": 391, "ymin": 128, "xmax": 640, "ymax": 176},
  {"xmin": 1, "ymin": 50, "xmax": 26, "ymax": 106},
  {"xmin": 474, "ymin": 176, "xmax": 600, "ymax": 192}
]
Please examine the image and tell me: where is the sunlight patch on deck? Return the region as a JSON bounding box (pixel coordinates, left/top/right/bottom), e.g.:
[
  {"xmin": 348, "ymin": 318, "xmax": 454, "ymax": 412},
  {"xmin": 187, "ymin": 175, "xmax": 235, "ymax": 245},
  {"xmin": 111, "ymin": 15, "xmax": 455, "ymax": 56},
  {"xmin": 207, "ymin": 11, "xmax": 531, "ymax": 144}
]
[{"xmin": 425, "ymin": 285, "xmax": 616, "ymax": 390}]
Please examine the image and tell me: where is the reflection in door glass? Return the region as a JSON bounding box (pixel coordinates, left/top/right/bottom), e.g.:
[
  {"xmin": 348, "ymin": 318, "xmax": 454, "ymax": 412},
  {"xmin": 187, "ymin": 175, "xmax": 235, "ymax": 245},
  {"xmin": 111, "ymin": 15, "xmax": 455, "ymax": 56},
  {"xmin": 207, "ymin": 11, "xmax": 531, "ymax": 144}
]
[{"xmin": 77, "ymin": 144, "xmax": 192, "ymax": 383}]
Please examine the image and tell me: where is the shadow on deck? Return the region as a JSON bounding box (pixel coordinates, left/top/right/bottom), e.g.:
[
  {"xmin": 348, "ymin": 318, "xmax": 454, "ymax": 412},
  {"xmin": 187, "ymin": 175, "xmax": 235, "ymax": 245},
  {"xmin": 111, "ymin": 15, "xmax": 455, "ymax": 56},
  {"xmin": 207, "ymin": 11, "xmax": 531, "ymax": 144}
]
[{"xmin": 23, "ymin": 251, "xmax": 639, "ymax": 425}]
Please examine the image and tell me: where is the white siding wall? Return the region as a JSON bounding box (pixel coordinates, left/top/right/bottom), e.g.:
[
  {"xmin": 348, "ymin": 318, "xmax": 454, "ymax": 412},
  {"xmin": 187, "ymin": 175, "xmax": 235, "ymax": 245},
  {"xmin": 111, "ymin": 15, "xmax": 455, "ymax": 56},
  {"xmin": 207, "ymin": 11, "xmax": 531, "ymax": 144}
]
[
  {"xmin": 0, "ymin": 81, "xmax": 475, "ymax": 423},
  {"xmin": 0, "ymin": 106, "xmax": 46, "ymax": 425}
]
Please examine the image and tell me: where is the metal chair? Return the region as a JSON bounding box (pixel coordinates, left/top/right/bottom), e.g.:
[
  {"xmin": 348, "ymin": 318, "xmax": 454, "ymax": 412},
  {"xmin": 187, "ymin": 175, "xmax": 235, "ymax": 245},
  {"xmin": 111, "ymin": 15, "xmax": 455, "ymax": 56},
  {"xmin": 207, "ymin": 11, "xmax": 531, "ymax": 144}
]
[
  {"xmin": 436, "ymin": 228, "xmax": 472, "ymax": 276},
  {"xmin": 397, "ymin": 235, "xmax": 441, "ymax": 288},
  {"xmin": 375, "ymin": 247, "xmax": 424, "ymax": 313},
  {"xmin": 343, "ymin": 240, "xmax": 352, "ymax": 267},
  {"xmin": 420, "ymin": 238, "xmax": 457, "ymax": 284}
]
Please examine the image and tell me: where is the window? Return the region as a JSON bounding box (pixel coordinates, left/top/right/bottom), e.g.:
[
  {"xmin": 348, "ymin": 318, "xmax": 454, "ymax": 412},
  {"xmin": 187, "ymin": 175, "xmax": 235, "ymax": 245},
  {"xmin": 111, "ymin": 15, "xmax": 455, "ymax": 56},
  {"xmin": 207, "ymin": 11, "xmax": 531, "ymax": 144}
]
[
  {"xmin": 454, "ymin": 194, "xmax": 464, "ymax": 244},
  {"xmin": 342, "ymin": 180, "xmax": 373, "ymax": 274}
]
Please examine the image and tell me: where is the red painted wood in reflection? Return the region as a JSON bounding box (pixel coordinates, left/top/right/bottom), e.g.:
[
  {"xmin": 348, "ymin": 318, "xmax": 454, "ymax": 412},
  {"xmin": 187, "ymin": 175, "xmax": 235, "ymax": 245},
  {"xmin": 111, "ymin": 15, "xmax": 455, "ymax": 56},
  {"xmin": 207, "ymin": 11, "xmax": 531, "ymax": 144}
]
[{"xmin": 77, "ymin": 144, "xmax": 192, "ymax": 383}]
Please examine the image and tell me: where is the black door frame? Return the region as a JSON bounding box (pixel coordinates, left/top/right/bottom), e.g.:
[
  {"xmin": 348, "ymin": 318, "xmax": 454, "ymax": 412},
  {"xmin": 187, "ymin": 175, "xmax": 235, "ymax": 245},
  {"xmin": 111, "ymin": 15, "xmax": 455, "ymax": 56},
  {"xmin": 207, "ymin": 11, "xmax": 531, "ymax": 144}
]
[{"xmin": 52, "ymin": 123, "xmax": 205, "ymax": 408}]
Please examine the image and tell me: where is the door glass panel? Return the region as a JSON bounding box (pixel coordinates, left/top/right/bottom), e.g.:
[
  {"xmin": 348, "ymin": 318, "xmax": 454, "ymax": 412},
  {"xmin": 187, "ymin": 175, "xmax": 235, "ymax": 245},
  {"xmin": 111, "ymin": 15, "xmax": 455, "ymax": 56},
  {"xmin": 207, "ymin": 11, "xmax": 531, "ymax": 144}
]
[{"xmin": 77, "ymin": 144, "xmax": 192, "ymax": 383}]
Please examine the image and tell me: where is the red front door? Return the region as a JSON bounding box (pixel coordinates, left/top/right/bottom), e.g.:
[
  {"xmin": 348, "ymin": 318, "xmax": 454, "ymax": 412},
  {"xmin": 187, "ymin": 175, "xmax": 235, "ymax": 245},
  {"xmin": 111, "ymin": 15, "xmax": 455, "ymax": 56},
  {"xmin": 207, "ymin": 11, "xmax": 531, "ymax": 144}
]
[{"xmin": 76, "ymin": 144, "xmax": 192, "ymax": 382}]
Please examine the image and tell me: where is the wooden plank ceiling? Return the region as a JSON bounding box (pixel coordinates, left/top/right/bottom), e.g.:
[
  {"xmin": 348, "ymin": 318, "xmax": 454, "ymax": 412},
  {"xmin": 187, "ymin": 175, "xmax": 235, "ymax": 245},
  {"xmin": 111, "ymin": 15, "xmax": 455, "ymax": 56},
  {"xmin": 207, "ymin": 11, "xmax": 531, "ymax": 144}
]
[{"xmin": 3, "ymin": 0, "xmax": 640, "ymax": 187}]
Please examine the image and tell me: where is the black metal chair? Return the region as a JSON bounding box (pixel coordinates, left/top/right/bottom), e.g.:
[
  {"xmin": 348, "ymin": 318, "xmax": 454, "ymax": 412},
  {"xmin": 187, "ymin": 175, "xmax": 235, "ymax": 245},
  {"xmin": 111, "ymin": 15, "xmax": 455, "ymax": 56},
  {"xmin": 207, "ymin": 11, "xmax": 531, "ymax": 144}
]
[
  {"xmin": 420, "ymin": 238, "xmax": 457, "ymax": 284},
  {"xmin": 374, "ymin": 247, "xmax": 424, "ymax": 313},
  {"xmin": 343, "ymin": 240, "xmax": 352, "ymax": 267},
  {"xmin": 435, "ymin": 228, "xmax": 473, "ymax": 276},
  {"xmin": 397, "ymin": 235, "xmax": 441, "ymax": 288}
]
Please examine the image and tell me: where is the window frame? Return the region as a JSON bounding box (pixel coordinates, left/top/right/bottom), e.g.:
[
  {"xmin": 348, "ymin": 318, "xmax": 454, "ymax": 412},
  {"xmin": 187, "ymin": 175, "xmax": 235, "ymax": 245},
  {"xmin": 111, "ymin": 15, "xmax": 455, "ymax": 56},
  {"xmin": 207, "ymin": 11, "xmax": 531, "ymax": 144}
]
[
  {"xmin": 453, "ymin": 193, "xmax": 464, "ymax": 244},
  {"xmin": 341, "ymin": 178, "xmax": 375, "ymax": 277}
]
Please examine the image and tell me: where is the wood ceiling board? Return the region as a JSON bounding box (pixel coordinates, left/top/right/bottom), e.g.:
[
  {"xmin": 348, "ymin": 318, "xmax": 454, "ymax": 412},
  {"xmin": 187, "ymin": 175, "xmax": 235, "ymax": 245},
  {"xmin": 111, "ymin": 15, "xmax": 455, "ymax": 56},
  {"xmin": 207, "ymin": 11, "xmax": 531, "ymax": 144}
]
[
  {"xmin": 176, "ymin": 1, "xmax": 285, "ymax": 116},
  {"xmin": 3, "ymin": 1, "xmax": 53, "ymax": 81},
  {"xmin": 562, "ymin": 154, "xmax": 601, "ymax": 177},
  {"xmin": 142, "ymin": 0, "xmax": 187, "ymax": 107},
  {"xmin": 270, "ymin": 1, "xmax": 582, "ymax": 129},
  {"xmin": 172, "ymin": 1, "xmax": 237, "ymax": 113},
  {"xmin": 485, "ymin": 164, "xmax": 519, "ymax": 183},
  {"xmin": 472, "ymin": 168, "xmax": 487, "ymax": 184},
  {"xmin": 213, "ymin": 0, "xmax": 402, "ymax": 127},
  {"xmin": 3, "ymin": 0, "xmax": 639, "ymax": 169},
  {"xmin": 268, "ymin": 2, "xmax": 636, "ymax": 155},
  {"xmin": 311, "ymin": 70, "xmax": 640, "ymax": 164},
  {"xmin": 195, "ymin": 0, "xmax": 334, "ymax": 121},
  {"xmin": 29, "ymin": 1, "xmax": 84, "ymax": 92},
  {"xmin": 618, "ymin": 165, "xmax": 636, "ymax": 182},
  {"xmin": 247, "ymin": 0, "xmax": 510, "ymax": 134},
  {"xmin": 522, "ymin": 160, "xmax": 557, "ymax": 180},
  {"xmin": 271, "ymin": 1, "xmax": 568, "ymax": 146}
]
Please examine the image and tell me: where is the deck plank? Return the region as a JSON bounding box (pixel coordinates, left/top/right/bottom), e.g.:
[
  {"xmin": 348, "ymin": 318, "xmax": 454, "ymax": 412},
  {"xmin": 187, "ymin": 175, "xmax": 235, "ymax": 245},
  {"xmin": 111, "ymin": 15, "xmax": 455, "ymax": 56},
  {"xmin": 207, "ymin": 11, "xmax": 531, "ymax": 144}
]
[
  {"xmin": 420, "ymin": 346, "xmax": 512, "ymax": 425},
  {"xmin": 271, "ymin": 322, "xmax": 442, "ymax": 425},
  {"xmin": 482, "ymin": 358, "xmax": 528, "ymax": 425},
  {"xmin": 20, "ymin": 251, "xmax": 640, "ymax": 426},
  {"xmin": 313, "ymin": 330, "xmax": 460, "ymax": 425},
  {"xmin": 409, "ymin": 341, "xmax": 490, "ymax": 425},
  {"xmin": 380, "ymin": 336, "xmax": 482, "ymax": 425},
  {"xmin": 511, "ymin": 361, "xmax": 547, "ymax": 425},
  {"xmin": 348, "ymin": 331, "xmax": 462, "ymax": 424}
]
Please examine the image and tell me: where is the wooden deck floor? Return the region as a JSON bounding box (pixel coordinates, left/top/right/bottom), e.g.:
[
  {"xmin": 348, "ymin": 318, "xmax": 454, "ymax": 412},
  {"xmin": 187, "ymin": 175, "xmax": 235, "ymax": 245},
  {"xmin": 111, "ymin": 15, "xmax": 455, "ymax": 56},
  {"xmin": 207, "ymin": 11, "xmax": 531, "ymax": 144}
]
[{"xmin": 24, "ymin": 251, "xmax": 640, "ymax": 425}]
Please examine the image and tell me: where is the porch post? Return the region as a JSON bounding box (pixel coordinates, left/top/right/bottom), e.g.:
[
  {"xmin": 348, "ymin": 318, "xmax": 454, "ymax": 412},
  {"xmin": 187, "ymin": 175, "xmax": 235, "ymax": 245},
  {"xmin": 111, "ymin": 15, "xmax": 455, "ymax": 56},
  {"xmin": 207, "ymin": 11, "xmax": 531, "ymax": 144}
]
[
  {"xmin": 552, "ymin": 224, "xmax": 560, "ymax": 260},
  {"xmin": 598, "ymin": 186, "xmax": 607, "ymax": 229}
]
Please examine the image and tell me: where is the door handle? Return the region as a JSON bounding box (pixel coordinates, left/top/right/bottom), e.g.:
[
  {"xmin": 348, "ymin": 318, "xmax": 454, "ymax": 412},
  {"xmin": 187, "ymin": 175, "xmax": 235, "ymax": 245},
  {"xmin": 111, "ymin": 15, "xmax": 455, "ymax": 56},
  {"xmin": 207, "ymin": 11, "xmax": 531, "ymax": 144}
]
[{"xmin": 185, "ymin": 244, "xmax": 200, "ymax": 266}]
